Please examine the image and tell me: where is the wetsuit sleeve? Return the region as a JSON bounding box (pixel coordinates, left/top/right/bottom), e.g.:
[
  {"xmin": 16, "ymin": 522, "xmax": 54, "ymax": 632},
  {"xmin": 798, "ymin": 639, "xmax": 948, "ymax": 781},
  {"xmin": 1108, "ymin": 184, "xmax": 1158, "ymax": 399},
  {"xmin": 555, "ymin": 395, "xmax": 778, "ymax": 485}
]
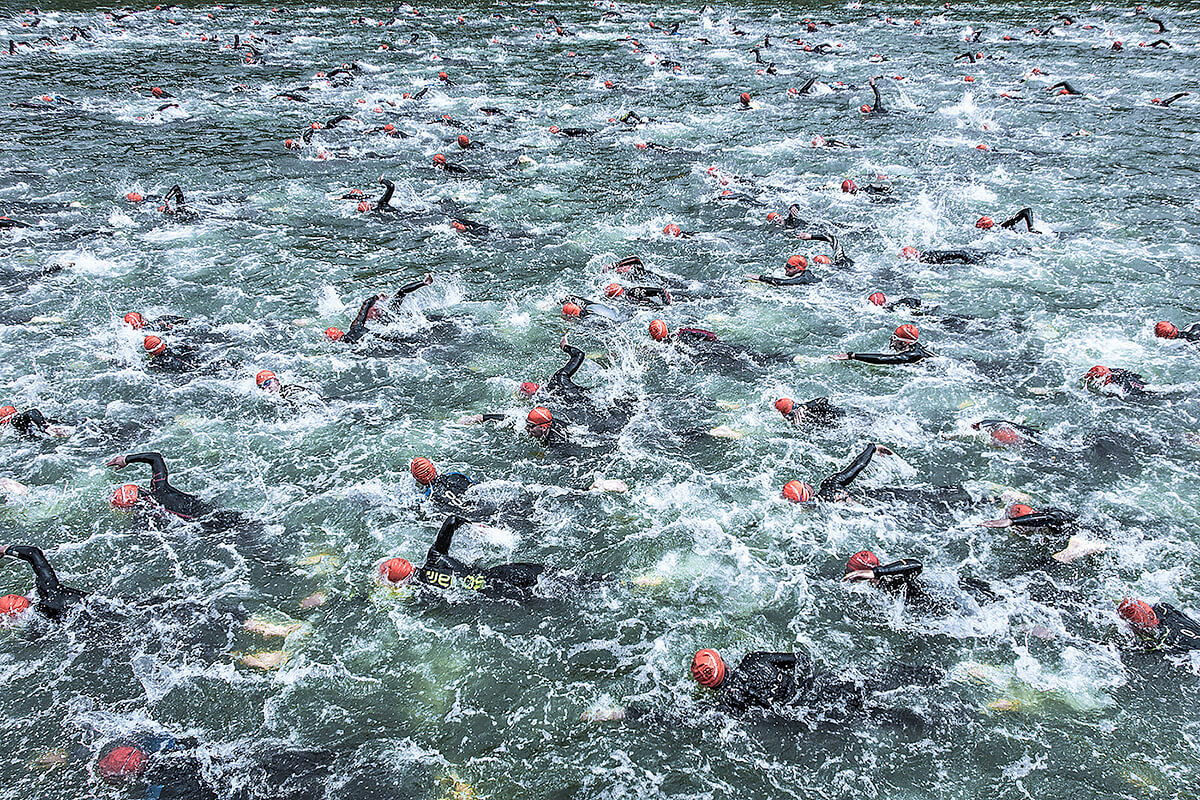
[
  {"xmin": 1155, "ymin": 604, "xmax": 1200, "ymax": 651},
  {"xmin": 632, "ymin": 287, "xmax": 672, "ymax": 302},
  {"xmin": 1009, "ymin": 510, "xmax": 1076, "ymax": 528},
  {"xmin": 394, "ymin": 280, "xmax": 426, "ymax": 300},
  {"xmin": 886, "ymin": 298, "xmax": 922, "ymax": 310},
  {"xmin": 5, "ymin": 545, "xmax": 61, "ymax": 596},
  {"xmin": 764, "ymin": 652, "xmax": 798, "ymax": 668},
  {"xmin": 1000, "ymin": 208, "xmax": 1035, "ymax": 232},
  {"xmin": 431, "ymin": 515, "xmax": 469, "ymax": 556},
  {"xmin": 758, "ymin": 274, "xmax": 817, "ymax": 286},
  {"xmin": 818, "ymin": 444, "xmax": 876, "ymax": 498},
  {"xmin": 480, "ymin": 413, "xmax": 506, "ymax": 422},
  {"xmin": 874, "ymin": 559, "xmax": 922, "ymax": 581},
  {"xmin": 676, "ymin": 328, "xmax": 719, "ymax": 342},
  {"xmin": 11, "ymin": 409, "xmax": 49, "ymax": 436},
  {"xmin": 871, "ymin": 82, "xmax": 884, "ymax": 111},
  {"xmin": 343, "ymin": 296, "xmax": 380, "ymax": 343},
  {"xmin": 124, "ymin": 452, "xmax": 169, "ymax": 487},
  {"xmin": 846, "ymin": 349, "xmax": 925, "ymax": 365},
  {"xmin": 1180, "ymin": 324, "xmax": 1200, "ymax": 342},
  {"xmin": 551, "ymin": 345, "xmax": 585, "ymax": 390}
]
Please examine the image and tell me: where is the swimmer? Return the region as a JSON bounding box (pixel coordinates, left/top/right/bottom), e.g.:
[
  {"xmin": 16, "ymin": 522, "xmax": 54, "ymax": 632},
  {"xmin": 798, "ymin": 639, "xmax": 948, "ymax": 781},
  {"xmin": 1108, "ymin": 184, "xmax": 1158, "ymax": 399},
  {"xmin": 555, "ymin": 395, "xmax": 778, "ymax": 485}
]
[
  {"xmin": 561, "ymin": 296, "xmax": 624, "ymax": 323},
  {"xmin": 1151, "ymin": 92, "xmax": 1188, "ymax": 107},
  {"xmin": 861, "ymin": 76, "xmax": 888, "ymax": 115},
  {"xmin": 795, "ymin": 229, "xmax": 853, "ymax": 266},
  {"xmin": 773, "ymin": 397, "xmax": 844, "ymax": 427},
  {"xmin": 830, "ymin": 325, "xmax": 931, "ymax": 365},
  {"xmin": 0, "ymin": 545, "xmax": 87, "ymax": 620},
  {"xmin": 331, "ymin": 274, "xmax": 433, "ymax": 344},
  {"xmin": 122, "ymin": 311, "xmax": 190, "ymax": 331},
  {"xmin": 382, "ymin": 515, "xmax": 603, "ymax": 599},
  {"xmin": 105, "ymin": 452, "xmax": 240, "ymax": 527},
  {"xmin": 1154, "ymin": 321, "xmax": 1200, "ymax": 342},
  {"xmin": 898, "ymin": 246, "xmax": 986, "ymax": 264},
  {"xmin": 140, "ymin": 335, "xmax": 204, "ymax": 373},
  {"xmin": 745, "ymin": 255, "xmax": 820, "ymax": 286},
  {"xmin": 409, "ymin": 457, "xmax": 478, "ymax": 512},
  {"xmin": 979, "ymin": 502, "xmax": 1077, "ymax": 531},
  {"xmin": 254, "ymin": 370, "xmax": 320, "ymax": 404},
  {"xmin": 1118, "ymin": 598, "xmax": 1200, "ymax": 654},
  {"xmin": 603, "ymin": 255, "xmax": 673, "ymax": 286},
  {"xmin": 603, "ymin": 282, "xmax": 672, "ymax": 306},
  {"xmin": 431, "ymin": 153, "xmax": 471, "ymax": 175},
  {"xmin": 1083, "ymin": 366, "xmax": 1149, "ymax": 398},
  {"xmin": 0, "ymin": 406, "xmax": 72, "ymax": 438},
  {"xmin": 841, "ymin": 550, "xmax": 923, "ymax": 592},
  {"xmin": 648, "ymin": 320, "xmax": 790, "ymax": 366}
]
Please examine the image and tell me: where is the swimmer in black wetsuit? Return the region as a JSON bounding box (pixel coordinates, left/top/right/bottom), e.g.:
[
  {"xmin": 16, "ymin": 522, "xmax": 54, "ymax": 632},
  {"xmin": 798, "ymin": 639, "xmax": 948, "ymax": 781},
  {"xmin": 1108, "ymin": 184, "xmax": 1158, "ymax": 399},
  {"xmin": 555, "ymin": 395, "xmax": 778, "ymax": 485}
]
[
  {"xmin": 831, "ymin": 324, "xmax": 931, "ymax": 365},
  {"xmin": 432, "ymin": 153, "xmax": 471, "ymax": 175},
  {"xmin": 1118, "ymin": 598, "xmax": 1200, "ymax": 654},
  {"xmin": 0, "ymin": 545, "xmax": 87, "ymax": 620},
  {"xmin": 603, "ymin": 282, "xmax": 672, "ymax": 306},
  {"xmin": 841, "ymin": 550, "xmax": 998, "ymax": 611},
  {"xmin": 795, "ymin": 229, "xmax": 853, "ymax": 266},
  {"xmin": 745, "ymin": 256, "xmax": 819, "ymax": 286},
  {"xmin": 862, "ymin": 76, "xmax": 888, "ymax": 115},
  {"xmin": 333, "ymin": 274, "xmax": 433, "ymax": 344},
  {"xmin": 998, "ymin": 207, "xmax": 1041, "ymax": 233},
  {"xmin": 784, "ymin": 443, "xmax": 970, "ymax": 509},
  {"xmin": 979, "ymin": 502, "xmax": 1077, "ymax": 531},
  {"xmin": 773, "ymin": 397, "xmax": 843, "ymax": 427},
  {"xmin": 1083, "ymin": 366, "xmax": 1149, "ymax": 398},
  {"xmin": 141, "ymin": 335, "xmax": 206, "ymax": 373},
  {"xmin": 158, "ymin": 185, "xmax": 195, "ymax": 219},
  {"xmin": 0, "ymin": 406, "xmax": 71, "ymax": 438},
  {"xmin": 1151, "ymin": 92, "xmax": 1188, "ymax": 107},
  {"xmin": 255, "ymin": 370, "xmax": 322, "ymax": 405},
  {"xmin": 562, "ymin": 296, "xmax": 624, "ymax": 322},
  {"xmin": 409, "ymin": 457, "xmax": 479, "ymax": 514},
  {"xmin": 603, "ymin": 256, "xmax": 677, "ymax": 288},
  {"xmin": 389, "ymin": 515, "xmax": 601, "ymax": 599},
  {"xmin": 105, "ymin": 452, "xmax": 250, "ymax": 533},
  {"xmin": 549, "ymin": 335, "xmax": 587, "ymax": 402},
  {"xmin": 122, "ymin": 311, "xmax": 191, "ymax": 331},
  {"xmin": 648, "ymin": 320, "xmax": 791, "ymax": 366},
  {"xmin": 1154, "ymin": 321, "xmax": 1200, "ymax": 342},
  {"xmin": 1047, "ymin": 81, "xmax": 1081, "ymax": 96},
  {"xmin": 900, "ymin": 246, "xmax": 986, "ymax": 264}
]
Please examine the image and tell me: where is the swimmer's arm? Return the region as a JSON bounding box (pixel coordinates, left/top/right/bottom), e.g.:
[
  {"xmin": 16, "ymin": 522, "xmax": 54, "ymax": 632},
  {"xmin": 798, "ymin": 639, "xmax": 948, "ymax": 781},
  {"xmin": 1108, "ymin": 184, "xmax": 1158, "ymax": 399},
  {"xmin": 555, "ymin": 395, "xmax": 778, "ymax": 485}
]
[
  {"xmin": 395, "ymin": 273, "xmax": 433, "ymax": 299},
  {"xmin": 344, "ymin": 295, "xmax": 384, "ymax": 342},
  {"xmin": 820, "ymin": 443, "xmax": 878, "ymax": 496},
  {"xmin": 431, "ymin": 515, "xmax": 469, "ymax": 556},
  {"xmin": 874, "ymin": 559, "xmax": 922, "ymax": 580},
  {"xmin": 839, "ymin": 351, "xmax": 916, "ymax": 364}
]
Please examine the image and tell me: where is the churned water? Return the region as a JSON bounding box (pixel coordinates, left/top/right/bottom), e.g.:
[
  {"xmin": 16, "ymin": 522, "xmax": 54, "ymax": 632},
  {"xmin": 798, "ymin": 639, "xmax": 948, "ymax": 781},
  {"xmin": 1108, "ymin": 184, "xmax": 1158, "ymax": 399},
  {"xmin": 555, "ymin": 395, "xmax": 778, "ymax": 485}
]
[{"xmin": 1, "ymin": 2, "xmax": 1199, "ymax": 799}]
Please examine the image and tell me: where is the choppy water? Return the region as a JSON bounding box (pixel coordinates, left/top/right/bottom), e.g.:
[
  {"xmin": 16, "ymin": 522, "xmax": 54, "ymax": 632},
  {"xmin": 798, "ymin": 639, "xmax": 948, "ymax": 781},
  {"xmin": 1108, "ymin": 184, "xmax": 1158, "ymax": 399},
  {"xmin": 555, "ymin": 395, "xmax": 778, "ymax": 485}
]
[{"xmin": 1, "ymin": 2, "xmax": 1199, "ymax": 798}]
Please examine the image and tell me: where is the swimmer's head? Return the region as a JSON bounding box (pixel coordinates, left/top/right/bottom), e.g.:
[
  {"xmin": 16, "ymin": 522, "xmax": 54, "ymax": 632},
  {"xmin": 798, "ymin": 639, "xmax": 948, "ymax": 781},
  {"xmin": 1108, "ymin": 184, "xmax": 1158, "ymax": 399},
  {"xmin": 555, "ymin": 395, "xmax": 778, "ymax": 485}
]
[
  {"xmin": 142, "ymin": 335, "xmax": 166, "ymax": 356},
  {"xmin": 1006, "ymin": 503, "xmax": 1034, "ymax": 519},
  {"xmin": 1118, "ymin": 598, "xmax": 1159, "ymax": 630},
  {"xmin": 519, "ymin": 381, "xmax": 540, "ymax": 398},
  {"xmin": 785, "ymin": 255, "xmax": 807, "ymax": 276},
  {"xmin": 110, "ymin": 484, "xmax": 139, "ymax": 509},
  {"xmin": 526, "ymin": 407, "xmax": 554, "ymax": 441},
  {"xmin": 255, "ymin": 370, "xmax": 280, "ymax": 392},
  {"xmin": 891, "ymin": 324, "xmax": 919, "ymax": 351},
  {"xmin": 324, "ymin": 327, "xmax": 345, "ymax": 342},
  {"xmin": 813, "ymin": 255, "xmax": 831, "ymax": 265},
  {"xmin": 648, "ymin": 319, "xmax": 669, "ymax": 341},
  {"xmin": 0, "ymin": 406, "xmax": 16, "ymax": 424},
  {"xmin": 378, "ymin": 557, "xmax": 414, "ymax": 585},
  {"xmin": 457, "ymin": 134, "xmax": 470, "ymax": 149},
  {"xmin": 899, "ymin": 246, "xmax": 919, "ymax": 260},
  {"xmin": 990, "ymin": 427, "xmax": 1021, "ymax": 446},
  {"xmin": 604, "ymin": 283, "xmax": 625, "ymax": 299},
  {"xmin": 120, "ymin": 312, "xmax": 143, "ymax": 328},
  {"xmin": 1083, "ymin": 365, "xmax": 1111, "ymax": 387},
  {"xmin": 845, "ymin": 550, "xmax": 880, "ymax": 574},
  {"xmin": 868, "ymin": 292, "xmax": 886, "ymax": 306},
  {"xmin": 663, "ymin": 223, "xmax": 681, "ymax": 237},
  {"xmin": 781, "ymin": 480, "xmax": 815, "ymax": 503},
  {"xmin": 432, "ymin": 153, "xmax": 447, "ymax": 166},
  {"xmin": 739, "ymin": 92, "xmax": 751, "ymax": 107},
  {"xmin": 409, "ymin": 457, "xmax": 437, "ymax": 486},
  {"xmin": 1155, "ymin": 321, "xmax": 1179, "ymax": 340},
  {"xmin": 774, "ymin": 398, "xmax": 795, "ymax": 416},
  {"xmin": 691, "ymin": 648, "xmax": 726, "ymax": 688},
  {"xmin": 841, "ymin": 179, "xmax": 857, "ymax": 194},
  {"xmin": 860, "ymin": 104, "xmax": 872, "ymax": 114},
  {"xmin": 562, "ymin": 302, "xmax": 582, "ymax": 318},
  {"xmin": 97, "ymin": 745, "xmax": 149, "ymax": 784},
  {"xmin": 0, "ymin": 594, "xmax": 31, "ymax": 617},
  {"xmin": 975, "ymin": 216, "xmax": 994, "ymax": 229}
]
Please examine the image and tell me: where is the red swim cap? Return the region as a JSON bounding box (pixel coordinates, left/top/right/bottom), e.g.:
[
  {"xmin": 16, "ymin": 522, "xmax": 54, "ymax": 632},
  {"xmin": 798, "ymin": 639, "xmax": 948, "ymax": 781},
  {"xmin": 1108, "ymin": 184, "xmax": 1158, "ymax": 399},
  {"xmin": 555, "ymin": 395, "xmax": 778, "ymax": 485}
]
[
  {"xmin": 1007, "ymin": 503, "xmax": 1034, "ymax": 519},
  {"xmin": 383, "ymin": 123, "xmax": 395, "ymax": 131},
  {"xmin": 142, "ymin": 335, "xmax": 166, "ymax": 356},
  {"xmin": 438, "ymin": 71, "xmax": 449, "ymax": 81},
  {"xmin": 123, "ymin": 312, "xmax": 146, "ymax": 328},
  {"xmin": 432, "ymin": 153, "xmax": 447, "ymax": 165},
  {"xmin": 255, "ymin": 370, "xmax": 277, "ymax": 388},
  {"xmin": 786, "ymin": 255, "xmax": 808, "ymax": 269},
  {"xmin": 0, "ymin": 406, "xmax": 16, "ymax": 424},
  {"xmin": 894, "ymin": 324, "xmax": 919, "ymax": 342},
  {"xmin": 97, "ymin": 746, "xmax": 148, "ymax": 783},
  {"xmin": 813, "ymin": 255, "xmax": 831, "ymax": 265},
  {"xmin": 739, "ymin": 92, "xmax": 751, "ymax": 106},
  {"xmin": 868, "ymin": 292, "xmax": 886, "ymax": 306},
  {"xmin": 1155, "ymin": 321, "xmax": 1179, "ymax": 339},
  {"xmin": 519, "ymin": 381, "xmax": 540, "ymax": 397},
  {"xmin": 549, "ymin": 125, "xmax": 560, "ymax": 134},
  {"xmin": 846, "ymin": 550, "xmax": 880, "ymax": 573},
  {"xmin": 663, "ymin": 223, "xmax": 681, "ymax": 237},
  {"xmin": 860, "ymin": 104, "xmax": 872, "ymax": 114},
  {"xmin": 649, "ymin": 319, "xmax": 669, "ymax": 341},
  {"xmin": 976, "ymin": 216, "xmax": 994, "ymax": 229},
  {"xmin": 775, "ymin": 397, "xmax": 795, "ymax": 415},
  {"xmin": 379, "ymin": 557, "xmax": 414, "ymax": 584},
  {"xmin": 782, "ymin": 480, "xmax": 814, "ymax": 503},
  {"xmin": 1118, "ymin": 598, "xmax": 1159, "ymax": 630},
  {"xmin": 410, "ymin": 457, "xmax": 437, "ymax": 486},
  {"xmin": 691, "ymin": 648, "xmax": 726, "ymax": 688},
  {"xmin": 899, "ymin": 246, "xmax": 919, "ymax": 260},
  {"xmin": 604, "ymin": 283, "xmax": 625, "ymax": 298},
  {"xmin": 1084, "ymin": 365, "xmax": 1111, "ymax": 386},
  {"xmin": 963, "ymin": 75, "xmax": 975, "ymax": 83},
  {"xmin": 562, "ymin": 302, "xmax": 582, "ymax": 317},
  {"xmin": 110, "ymin": 484, "xmax": 139, "ymax": 509},
  {"xmin": 991, "ymin": 427, "xmax": 1021, "ymax": 446},
  {"xmin": 457, "ymin": 135, "xmax": 470, "ymax": 149},
  {"xmin": 325, "ymin": 327, "xmax": 345, "ymax": 341},
  {"xmin": 841, "ymin": 179, "xmax": 857, "ymax": 194},
  {"xmin": 357, "ymin": 201, "xmax": 370, "ymax": 213},
  {"xmin": 0, "ymin": 594, "xmax": 31, "ymax": 616},
  {"xmin": 526, "ymin": 406, "xmax": 553, "ymax": 428},
  {"xmin": 766, "ymin": 212, "xmax": 781, "ymax": 222},
  {"xmin": 125, "ymin": 192, "xmax": 144, "ymax": 203},
  {"xmin": 604, "ymin": 80, "xmax": 613, "ymax": 89}
]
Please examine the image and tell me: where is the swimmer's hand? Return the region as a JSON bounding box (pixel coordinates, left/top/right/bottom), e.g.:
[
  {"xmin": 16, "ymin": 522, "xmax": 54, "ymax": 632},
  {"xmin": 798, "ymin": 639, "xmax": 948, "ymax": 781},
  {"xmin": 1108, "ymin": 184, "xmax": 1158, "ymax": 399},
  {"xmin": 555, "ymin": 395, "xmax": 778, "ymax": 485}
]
[
  {"xmin": 979, "ymin": 518, "xmax": 1013, "ymax": 528},
  {"xmin": 422, "ymin": 272, "xmax": 434, "ymax": 286},
  {"xmin": 874, "ymin": 444, "xmax": 894, "ymax": 456},
  {"xmin": 105, "ymin": 455, "xmax": 128, "ymax": 469},
  {"xmin": 743, "ymin": 273, "xmax": 762, "ymax": 281},
  {"xmin": 842, "ymin": 569, "xmax": 875, "ymax": 583},
  {"xmin": 829, "ymin": 353, "xmax": 851, "ymax": 361},
  {"xmin": 456, "ymin": 414, "xmax": 485, "ymax": 425}
]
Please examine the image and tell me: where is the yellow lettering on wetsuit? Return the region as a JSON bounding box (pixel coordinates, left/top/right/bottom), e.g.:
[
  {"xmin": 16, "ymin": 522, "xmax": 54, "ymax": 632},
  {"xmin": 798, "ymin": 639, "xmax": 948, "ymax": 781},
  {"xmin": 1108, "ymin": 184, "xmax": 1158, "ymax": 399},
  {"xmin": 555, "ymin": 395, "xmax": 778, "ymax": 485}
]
[{"xmin": 422, "ymin": 568, "xmax": 488, "ymax": 591}]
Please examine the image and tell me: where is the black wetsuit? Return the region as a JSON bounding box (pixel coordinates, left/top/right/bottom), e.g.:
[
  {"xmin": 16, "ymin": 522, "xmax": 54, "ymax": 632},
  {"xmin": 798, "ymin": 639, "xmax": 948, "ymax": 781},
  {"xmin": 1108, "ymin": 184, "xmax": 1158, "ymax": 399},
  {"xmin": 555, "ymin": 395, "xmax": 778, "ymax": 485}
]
[
  {"xmin": 918, "ymin": 249, "xmax": 985, "ymax": 264},
  {"xmin": 808, "ymin": 231, "xmax": 853, "ymax": 266},
  {"xmin": 3, "ymin": 545, "xmax": 87, "ymax": 620},
  {"xmin": 146, "ymin": 347, "xmax": 203, "ymax": 374},
  {"xmin": 845, "ymin": 343, "xmax": 931, "ymax": 365},
  {"xmin": 674, "ymin": 328, "xmax": 790, "ymax": 367},
  {"xmin": 1139, "ymin": 604, "xmax": 1200, "ymax": 653},
  {"xmin": 1009, "ymin": 508, "xmax": 1076, "ymax": 530},
  {"xmin": 782, "ymin": 397, "xmax": 843, "ymax": 426},
  {"xmin": 550, "ymin": 345, "xmax": 587, "ymax": 401},
  {"xmin": 565, "ymin": 297, "xmax": 624, "ymax": 322},
  {"xmin": 817, "ymin": 444, "xmax": 877, "ymax": 500},
  {"xmin": 141, "ymin": 315, "xmax": 191, "ymax": 331},
  {"xmin": 1099, "ymin": 369, "xmax": 1149, "ymax": 396},
  {"xmin": 866, "ymin": 80, "xmax": 888, "ymax": 115},
  {"xmin": 819, "ymin": 444, "xmax": 968, "ymax": 508},
  {"xmin": 870, "ymin": 559, "xmax": 924, "ymax": 591},
  {"xmin": 757, "ymin": 270, "xmax": 819, "ymax": 286},
  {"xmin": 119, "ymin": 452, "xmax": 215, "ymax": 521},
  {"xmin": 1170, "ymin": 323, "xmax": 1200, "ymax": 342},
  {"xmin": 615, "ymin": 286, "xmax": 672, "ymax": 306},
  {"xmin": 6, "ymin": 408, "xmax": 60, "ymax": 438},
  {"xmin": 608, "ymin": 256, "xmax": 675, "ymax": 287},
  {"xmin": 341, "ymin": 296, "xmax": 381, "ymax": 344},
  {"xmin": 417, "ymin": 515, "xmax": 546, "ymax": 598},
  {"xmin": 999, "ymin": 207, "xmax": 1038, "ymax": 232},
  {"xmin": 420, "ymin": 471, "xmax": 476, "ymax": 511}
]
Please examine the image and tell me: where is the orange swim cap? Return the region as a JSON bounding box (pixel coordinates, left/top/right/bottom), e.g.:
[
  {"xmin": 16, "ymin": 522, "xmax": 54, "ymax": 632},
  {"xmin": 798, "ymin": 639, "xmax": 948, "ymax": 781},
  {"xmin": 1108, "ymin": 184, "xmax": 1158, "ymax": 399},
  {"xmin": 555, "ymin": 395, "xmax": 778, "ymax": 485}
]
[
  {"xmin": 991, "ymin": 427, "xmax": 1021, "ymax": 446},
  {"xmin": 774, "ymin": 398, "xmax": 795, "ymax": 415},
  {"xmin": 410, "ymin": 457, "xmax": 437, "ymax": 486},
  {"xmin": 860, "ymin": 104, "xmax": 872, "ymax": 114},
  {"xmin": 438, "ymin": 71, "xmax": 449, "ymax": 80},
  {"xmin": 1084, "ymin": 365, "xmax": 1111, "ymax": 386},
  {"xmin": 604, "ymin": 283, "xmax": 624, "ymax": 298},
  {"xmin": 868, "ymin": 292, "xmax": 886, "ymax": 306},
  {"xmin": 357, "ymin": 201, "xmax": 370, "ymax": 213},
  {"xmin": 457, "ymin": 134, "xmax": 470, "ymax": 148},
  {"xmin": 648, "ymin": 319, "xmax": 669, "ymax": 341},
  {"xmin": 786, "ymin": 255, "xmax": 808, "ymax": 269},
  {"xmin": 813, "ymin": 255, "xmax": 831, "ymax": 265},
  {"xmin": 975, "ymin": 216, "xmax": 994, "ymax": 229},
  {"xmin": 739, "ymin": 92, "xmax": 751, "ymax": 105},
  {"xmin": 379, "ymin": 557, "xmax": 414, "ymax": 584},
  {"xmin": 324, "ymin": 327, "xmax": 345, "ymax": 341},
  {"xmin": 142, "ymin": 335, "xmax": 166, "ymax": 356},
  {"xmin": 0, "ymin": 594, "xmax": 31, "ymax": 616},
  {"xmin": 432, "ymin": 153, "xmax": 447, "ymax": 165},
  {"xmin": 782, "ymin": 480, "xmax": 814, "ymax": 503},
  {"xmin": 691, "ymin": 648, "xmax": 726, "ymax": 688},
  {"xmin": 125, "ymin": 192, "xmax": 144, "ymax": 203},
  {"xmin": 663, "ymin": 223, "xmax": 681, "ymax": 237},
  {"xmin": 110, "ymin": 484, "xmax": 140, "ymax": 508},
  {"xmin": 1117, "ymin": 598, "xmax": 1159, "ymax": 630},
  {"xmin": 255, "ymin": 370, "xmax": 277, "ymax": 388},
  {"xmin": 1155, "ymin": 321, "xmax": 1179, "ymax": 339},
  {"xmin": 899, "ymin": 246, "xmax": 919, "ymax": 260},
  {"xmin": 894, "ymin": 324, "xmax": 919, "ymax": 343},
  {"xmin": 766, "ymin": 212, "xmax": 781, "ymax": 222},
  {"xmin": 562, "ymin": 302, "xmax": 582, "ymax": 317},
  {"xmin": 451, "ymin": 220, "xmax": 466, "ymax": 231},
  {"xmin": 604, "ymin": 80, "xmax": 613, "ymax": 89},
  {"xmin": 97, "ymin": 746, "xmax": 148, "ymax": 783},
  {"xmin": 845, "ymin": 550, "xmax": 880, "ymax": 573},
  {"xmin": 841, "ymin": 179, "xmax": 857, "ymax": 194},
  {"xmin": 519, "ymin": 381, "xmax": 540, "ymax": 397},
  {"xmin": 526, "ymin": 406, "xmax": 553, "ymax": 428},
  {"xmin": 1007, "ymin": 503, "xmax": 1034, "ymax": 519},
  {"xmin": 0, "ymin": 406, "xmax": 16, "ymax": 424},
  {"xmin": 123, "ymin": 312, "xmax": 146, "ymax": 329}
]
